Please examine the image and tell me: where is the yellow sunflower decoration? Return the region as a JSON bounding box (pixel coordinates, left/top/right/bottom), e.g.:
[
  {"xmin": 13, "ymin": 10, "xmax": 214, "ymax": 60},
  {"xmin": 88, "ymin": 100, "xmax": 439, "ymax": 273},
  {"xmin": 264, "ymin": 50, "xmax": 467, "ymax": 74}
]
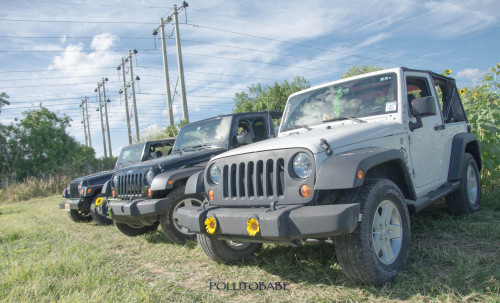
[
  {"xmin": 246, "ymin": 218, "xmax": 260, "ymax": 236},
  {"xmin": 95, "ymin": 197, "xmax": 103, "ymax": 206},
  {"xmin": 444, "ymin": 69, "xmax": 452, "ymax": 75},
  {"xmin": 460, "ymin": 88, "xmax": 467, "ymax": 94},
  {"xmin": 205, "ymin": 217, "xmax": 217, "ymax": 234}
]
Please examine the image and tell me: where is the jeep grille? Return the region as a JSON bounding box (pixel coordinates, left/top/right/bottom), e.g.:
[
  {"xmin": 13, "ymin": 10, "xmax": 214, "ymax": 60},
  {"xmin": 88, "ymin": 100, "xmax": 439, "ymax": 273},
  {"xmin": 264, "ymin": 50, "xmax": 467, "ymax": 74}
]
[
  {"xmin": 116, "ymin": 173, "xmax": 143, "ymax": 198},
  {"xmin": 69, "ymin": 183, "xmax": 79, "ymax": 198},
  {"xmin": 208, "ymin": 149, "xmax": 315, "ymax": 207},
  {"xmin": 222, "ymin": 159, "xmax": 285, "ymax": 199}
]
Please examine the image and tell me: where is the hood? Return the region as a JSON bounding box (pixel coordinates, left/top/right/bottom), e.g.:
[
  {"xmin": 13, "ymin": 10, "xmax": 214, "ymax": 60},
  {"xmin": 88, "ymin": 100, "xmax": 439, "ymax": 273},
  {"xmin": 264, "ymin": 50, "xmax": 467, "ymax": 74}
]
[
  {"xmin": 114, "ymin": 147, "xmax": 226, "ymax": 173},
  {"xmin": 213, "ymin": 122, "xmax": 403, "ymax": 160},
  {"xmin": 69, "ymin": 170, "xmax": 115, "ymax": 186}
]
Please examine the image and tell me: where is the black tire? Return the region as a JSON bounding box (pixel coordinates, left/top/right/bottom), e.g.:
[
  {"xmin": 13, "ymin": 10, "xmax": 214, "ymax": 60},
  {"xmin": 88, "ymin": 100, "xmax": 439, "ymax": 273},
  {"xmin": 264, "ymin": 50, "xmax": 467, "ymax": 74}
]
[
  {"xmin": 90, "ymin": 194, "xmax": 113, "ymax": 225},
  {"xmin": 66, "ymin": 198, "xmax": 92, "ymax": 223},
  {"xmin": 334, "ymin": 178, "xmax": 411, "ymax": 285},
  {"xmin": 67, "ymin": 209, "xmax": 92, "ymax": 223},
  {"xmin": 159, "ymin": 186, "xmax": 204, "ymax": 245},
  {"xmin": 445, "ymin": 153, "xmax": 481, "ymax": 215},
  {"xmin": 197, "ymin": 234, "xmax": 262, "ymax": 264},
  {"xmin": 114, "ymin": 221, "xmax": 159, "ymax": 237}
]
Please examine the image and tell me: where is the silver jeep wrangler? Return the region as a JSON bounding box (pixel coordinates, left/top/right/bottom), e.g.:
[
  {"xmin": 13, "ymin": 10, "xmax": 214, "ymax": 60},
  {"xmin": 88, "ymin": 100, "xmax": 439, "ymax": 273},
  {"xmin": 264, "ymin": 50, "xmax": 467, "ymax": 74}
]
[{"xmin": 178, "ymin": 67, "xmax": 481, "ymax": 285}]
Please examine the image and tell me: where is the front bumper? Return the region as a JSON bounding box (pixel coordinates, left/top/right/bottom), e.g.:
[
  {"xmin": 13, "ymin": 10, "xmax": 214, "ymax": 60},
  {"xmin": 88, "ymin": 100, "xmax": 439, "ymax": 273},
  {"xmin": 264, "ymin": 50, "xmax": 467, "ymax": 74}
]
[
  {"xmin": 108, "ymin": 198, "xmax": 169, "ymax": 225},
  {"xmin": 177, "ymin": 203, "xmax": 360, "ymax": 242},
  {"xmin": 58, "ymin": 199, "xmax": 85, "ymax": 211}
]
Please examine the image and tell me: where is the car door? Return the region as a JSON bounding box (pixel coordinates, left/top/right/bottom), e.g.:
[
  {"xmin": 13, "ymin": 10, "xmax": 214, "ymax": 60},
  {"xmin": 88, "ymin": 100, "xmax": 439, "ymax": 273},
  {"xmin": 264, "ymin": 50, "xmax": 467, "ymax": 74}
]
[{"xmin": 405, "ymin": 72, "xmax": 447, "ymax": 189}]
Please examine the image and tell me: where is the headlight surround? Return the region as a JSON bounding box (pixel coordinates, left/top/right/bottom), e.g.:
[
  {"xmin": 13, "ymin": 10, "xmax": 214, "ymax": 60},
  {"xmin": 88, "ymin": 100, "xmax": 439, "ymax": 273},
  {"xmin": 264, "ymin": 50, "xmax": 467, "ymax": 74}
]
[
  {"xmin": 78, "ymin": 180, "xmax": 85, "ymax": 189},
  {"xmin": 292, "ymin": 152, "xmax": 313, "ymax": 179},
  {"xmin": 209, "ymin": 163, "xmax": 221, "ymax": 185},
  {"xmin": 145, "ymin": 170, "xmax": 155, "ymax": 186},
  {"xmin": 112, "ymin": 175, "xmax": 119, "ymax": 187}
]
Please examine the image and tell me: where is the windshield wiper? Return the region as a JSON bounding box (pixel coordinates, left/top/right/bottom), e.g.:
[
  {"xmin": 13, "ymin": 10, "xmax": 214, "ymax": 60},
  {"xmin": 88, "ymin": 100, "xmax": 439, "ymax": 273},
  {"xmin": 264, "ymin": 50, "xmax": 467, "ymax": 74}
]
[
  {"xmin": 322, "ymin": 116, "xmax": 366, "ymax": 123},
  {"xmin": 284, "ymin": 124, "xmax": 311, "ymax": 132}
]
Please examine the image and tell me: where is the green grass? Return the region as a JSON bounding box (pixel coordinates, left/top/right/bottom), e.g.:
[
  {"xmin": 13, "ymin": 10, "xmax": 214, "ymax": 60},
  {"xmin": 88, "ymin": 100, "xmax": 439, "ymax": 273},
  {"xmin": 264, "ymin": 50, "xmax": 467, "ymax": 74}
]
[{"xmin": 0, "ymin": 188, "xmax": 499, "ymax": 302}]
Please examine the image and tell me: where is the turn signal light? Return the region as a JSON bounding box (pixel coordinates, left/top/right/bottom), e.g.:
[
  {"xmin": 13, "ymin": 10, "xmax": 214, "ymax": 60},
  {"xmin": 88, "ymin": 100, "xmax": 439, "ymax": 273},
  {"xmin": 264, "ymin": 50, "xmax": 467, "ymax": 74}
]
[
  {"xmin": 112, "ymin": 190, "xmax": 116, "ymax": 198},
  {"xmin": 168, "ymin": 179, "xmax": 174, "ymax": 185},
  {"xmin": 87, "ymin": 188, "xmax": 92, "ymax": 194},
  {"xmin": 299, "ymin": 184, "xmax": 311, "ymax": 198},
  {"xmin": 148, "ymin": 188, "xmax": 152, "ymax": 197},
  {"xmin": 80, "ymin": 189, "xmax": 84, "ymax": 194},
  {"xmin": 357, "ymin": 169, "xmax": 364, "ymax": 180},
  {"xmin": 208, "ymin": 190, "xmax": 215, "ymax": 200}
]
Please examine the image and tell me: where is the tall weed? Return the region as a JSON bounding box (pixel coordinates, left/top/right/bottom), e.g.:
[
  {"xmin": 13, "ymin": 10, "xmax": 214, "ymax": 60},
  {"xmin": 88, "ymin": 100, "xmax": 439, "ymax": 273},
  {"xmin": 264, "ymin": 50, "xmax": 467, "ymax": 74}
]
[{"xmin": 0, "ymin": 175, "xmax": 70, "ymax": 203}]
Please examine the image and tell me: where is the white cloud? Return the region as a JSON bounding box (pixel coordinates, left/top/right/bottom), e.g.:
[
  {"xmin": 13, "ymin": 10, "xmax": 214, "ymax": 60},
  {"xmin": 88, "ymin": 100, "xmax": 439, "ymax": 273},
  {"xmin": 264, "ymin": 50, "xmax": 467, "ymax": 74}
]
[
  {"xmin": 409, "ymin": 0, "xmax": 498, "ymax": 38},
  {"xmin": 456, "ymin": 68, "xmax": 487, "ymax": 86},
  {"xmin": 91, "ymin": 33, "xmax": 119, "ymax": 51}
]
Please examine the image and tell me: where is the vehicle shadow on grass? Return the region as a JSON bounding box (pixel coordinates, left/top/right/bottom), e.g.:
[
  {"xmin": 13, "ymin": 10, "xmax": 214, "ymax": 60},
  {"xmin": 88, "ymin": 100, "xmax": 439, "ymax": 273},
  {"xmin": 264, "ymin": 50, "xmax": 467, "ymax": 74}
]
[
  {"xmin": 142, "ymin": 229, "xmax": 199, "ymax": 249},
  {"xmin": 249, "ymin": 202, "xmax": 497, "ymax": 301}
]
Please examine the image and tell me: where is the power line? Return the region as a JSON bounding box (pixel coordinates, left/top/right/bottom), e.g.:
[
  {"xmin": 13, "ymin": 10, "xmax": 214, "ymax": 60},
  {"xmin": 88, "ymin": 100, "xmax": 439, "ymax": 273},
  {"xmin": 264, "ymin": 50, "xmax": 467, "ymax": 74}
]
[
  {"xmin": 184, "ymin": 22, "xmax": 402, "ymax": 66},
  {"xmin": 0, "ymin": 18, "xmax": 156, "ymax": 25},
  {"xmin": 0, "ymin": 49, "xmax": 157, "ymax": 53},
  {"xmin": 1, "ymin": 81, "xmax": 121, "ymax": 89},
  {"xmin": 182, "ymin": 51, "xmax": 337, "ymax": 73},
  {"xmin": 179, "ymin": 38, "xmax": 352, "ymax": 67},
  {"xmin": 14, "ymin": 0, "xmax": 171, "ymax": 9},
  {"xmin": 0, "ymin": 67, "xmax": 117, "ymax": 73},
  {"xmin": 0, "ymin": 35, "xmax": 157, "ymax": 40}
]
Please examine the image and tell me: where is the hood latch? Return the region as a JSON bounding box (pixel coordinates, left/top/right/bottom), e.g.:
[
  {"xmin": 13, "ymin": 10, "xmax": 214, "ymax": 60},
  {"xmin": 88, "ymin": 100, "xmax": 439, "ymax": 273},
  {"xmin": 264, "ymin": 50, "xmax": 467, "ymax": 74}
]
[{"xmin": 320, "ymin": 138, "xmax": 333, "ymax": 156}]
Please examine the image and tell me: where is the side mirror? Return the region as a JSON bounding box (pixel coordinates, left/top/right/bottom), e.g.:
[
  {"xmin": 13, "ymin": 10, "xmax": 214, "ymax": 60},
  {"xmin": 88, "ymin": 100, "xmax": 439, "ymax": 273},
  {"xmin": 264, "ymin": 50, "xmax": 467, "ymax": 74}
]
[
  {"xmin": 411, "ymin": 96, "xmax": 436, "ymax": 117},
  {"xmin": 409, "ymin": 96, "xmax": 436, "ymax": 131},
  {"xmin": 236, "ymin": 132, "xmax": 253, "ymax": 145}
]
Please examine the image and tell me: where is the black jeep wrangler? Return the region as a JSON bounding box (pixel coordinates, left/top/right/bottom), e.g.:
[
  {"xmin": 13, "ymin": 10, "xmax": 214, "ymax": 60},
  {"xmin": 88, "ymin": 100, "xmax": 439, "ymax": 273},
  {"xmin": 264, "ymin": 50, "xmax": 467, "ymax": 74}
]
[
  {"xmin": 100, "ymin": 111, "xmax": 282, "ymax": 244},
  {"xmin": 60, "ymin": 138, "xmax": 175, "ymax": 225}
]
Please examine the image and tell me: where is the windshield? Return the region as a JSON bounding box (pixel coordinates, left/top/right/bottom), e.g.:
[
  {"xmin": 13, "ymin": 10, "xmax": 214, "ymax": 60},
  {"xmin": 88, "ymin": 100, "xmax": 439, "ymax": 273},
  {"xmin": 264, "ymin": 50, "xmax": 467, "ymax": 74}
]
[
  {"xmin": 115, "ymin": 143, "xmax": 145, "ymax": 165},
  {"xmin": 281, "ymin": 73, "xmax": 398, "ymax": 132},
  {"xmin": 173, "ymin": 116, "xmax": 232, "ymax": 150}
]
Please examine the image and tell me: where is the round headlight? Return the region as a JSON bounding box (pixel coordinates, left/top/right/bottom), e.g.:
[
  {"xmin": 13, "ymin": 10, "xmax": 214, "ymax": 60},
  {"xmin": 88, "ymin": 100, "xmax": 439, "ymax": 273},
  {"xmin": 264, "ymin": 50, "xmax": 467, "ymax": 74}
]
[
  {"xmin": 113, "ymin": 175, "xmax": 118, "ymax": 186},
  {"xmin": 209, "ymin": 164, "xmax": 221, "ymax": 184},
  {"xmin": 145, "ymin": 170, "xmax": 155, "ymax": 185},
  {"xmin": 293, "ymin": 152, "xmax": 313, "ymax": 178}
]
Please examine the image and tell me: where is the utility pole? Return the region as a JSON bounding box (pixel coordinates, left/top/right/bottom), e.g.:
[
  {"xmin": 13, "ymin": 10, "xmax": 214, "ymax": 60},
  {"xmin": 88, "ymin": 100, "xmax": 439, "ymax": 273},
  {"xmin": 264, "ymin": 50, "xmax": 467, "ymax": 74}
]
[
  {"xmin": 101, "ymin": 78, "xmax": 112, "ymax": 157},
  {"xmin": 84, "ymin": 96, "xmax": 92, "ymax": 148},
  {"xmin": 80, "ymin": 100, "xmax": 88, "ymax": 146},
  {"xmin": 159, "ymin": 17, "xmax": 174, "ymax": 126},
  {"xmin": 128, "ymin": 50, "xmax": 140, "ymax": 142},
  {"xmin": 118, "ymin": 58, "xmax": 133, "ymax": 145},
  {"xmin": 153, "ymin": 2, "xmax": 189, "ymax": 124},
  {"xmin": 173, "ymin": 3, "xmax": 189, "ymax": 122},
  {"xmin": 96, "ymin": 85, "xmax": 108, "ymax": 157}
]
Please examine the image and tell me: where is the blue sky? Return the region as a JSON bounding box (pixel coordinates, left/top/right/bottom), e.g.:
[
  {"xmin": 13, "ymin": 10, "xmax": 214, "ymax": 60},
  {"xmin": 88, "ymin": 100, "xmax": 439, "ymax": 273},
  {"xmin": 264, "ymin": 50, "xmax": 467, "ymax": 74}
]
[{"xmin": 1, "ymin": 0, "xmax": 499, "ymax": 157}]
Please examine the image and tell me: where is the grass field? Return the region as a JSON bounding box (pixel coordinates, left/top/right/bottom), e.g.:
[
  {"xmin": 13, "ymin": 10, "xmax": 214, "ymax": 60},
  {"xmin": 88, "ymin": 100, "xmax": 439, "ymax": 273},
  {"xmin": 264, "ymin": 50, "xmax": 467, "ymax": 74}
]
[{"xmin": 0, "ymin": 189, "xmax": 499, "ymax": 302}]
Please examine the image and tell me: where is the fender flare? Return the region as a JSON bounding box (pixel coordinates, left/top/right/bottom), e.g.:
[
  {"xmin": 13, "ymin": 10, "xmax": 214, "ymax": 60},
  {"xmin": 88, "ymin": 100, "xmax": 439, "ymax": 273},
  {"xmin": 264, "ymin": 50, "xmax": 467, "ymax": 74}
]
[
  {"xmin": 150, "ymin": 166, "xmax": 205, "ymax": 191},
  {"xmin": 185, "ymin": 170, "xmax": 205, "ymax": 195},
  {"xmin": 315, "ymin": 147, "xmax": 412, "ymax": 191},
  {"xmin": 448, "ymin": 132, "xmax": 481, "ymax": 181},
  {"xmin": 101, "ymin": 180, "xmax": 112, "ymax": 196}
]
